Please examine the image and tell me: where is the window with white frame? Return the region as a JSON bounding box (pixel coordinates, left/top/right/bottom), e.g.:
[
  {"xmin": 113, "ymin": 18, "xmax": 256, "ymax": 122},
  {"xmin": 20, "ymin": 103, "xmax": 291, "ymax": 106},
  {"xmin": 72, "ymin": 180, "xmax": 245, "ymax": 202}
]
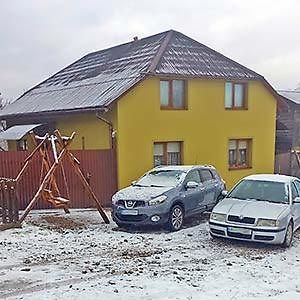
[
  {"xmin": 160, "ymin": 80, "xmax": 186, "ymax": 109},
  {"xmin": 225, "ymin": 82, "xmax": 247, "ymax": 109},
  {"xmin": 228, "ymin": 139, "xmax": 251, "ymax": 169}
]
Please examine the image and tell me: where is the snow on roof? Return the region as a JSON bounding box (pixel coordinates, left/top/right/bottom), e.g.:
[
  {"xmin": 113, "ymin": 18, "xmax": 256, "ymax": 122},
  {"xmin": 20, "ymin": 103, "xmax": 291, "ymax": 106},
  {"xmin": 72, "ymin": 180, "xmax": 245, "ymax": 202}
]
[
  {"xmin": 0, "ymin": 124, "xmax": 42, "ymax": 140},
  {"xmin": 277, "ymin": 90, "xmax": 300, "ymax": 105},
  {"xmin": 0, "ymin": 30, "xmax": 263, "ymax": 118},
  {"xmin": 244, "ymin": 174, "xmax": 297, "ymax": 183}
]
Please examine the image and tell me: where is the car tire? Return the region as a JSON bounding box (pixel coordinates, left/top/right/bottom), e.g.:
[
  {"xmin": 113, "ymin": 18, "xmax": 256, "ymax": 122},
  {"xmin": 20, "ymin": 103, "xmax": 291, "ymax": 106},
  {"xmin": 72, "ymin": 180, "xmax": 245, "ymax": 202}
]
[
  {"xmin": 167, "ymin": 205, "xmax": 184, "ymax": 232},
  {"xmin": 209, "ymin": 231, "xmax": 217, "ymax": 239},
  {"xmin": 282, "ymin": 221, "xmax": 293, "ymax": 248},
  {"xmin": 116, "ymin": 223, "xmax": 132, "ymax": 230}
]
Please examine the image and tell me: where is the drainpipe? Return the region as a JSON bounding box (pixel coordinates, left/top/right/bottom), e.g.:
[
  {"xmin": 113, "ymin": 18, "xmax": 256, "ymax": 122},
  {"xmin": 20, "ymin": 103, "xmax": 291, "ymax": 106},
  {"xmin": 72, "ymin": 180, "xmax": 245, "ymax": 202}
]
[
  {"xmin": 96, "ymin": 110, "xmax": 118, "ymax": 191},
  {"xmin": 96, "ymin": 110, "xmax": 116, "ymax": 149}
]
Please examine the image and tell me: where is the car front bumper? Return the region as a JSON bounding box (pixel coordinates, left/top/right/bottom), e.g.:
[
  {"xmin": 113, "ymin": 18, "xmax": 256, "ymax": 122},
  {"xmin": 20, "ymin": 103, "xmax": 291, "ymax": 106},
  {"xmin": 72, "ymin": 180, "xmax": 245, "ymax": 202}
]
[
  {"xmin": 209, "ymin": 221, "xmax": 287, "ymax": 244},
  {"xmin": 112, "ymin": 204, "xmax": 170, "ymax": 226}
]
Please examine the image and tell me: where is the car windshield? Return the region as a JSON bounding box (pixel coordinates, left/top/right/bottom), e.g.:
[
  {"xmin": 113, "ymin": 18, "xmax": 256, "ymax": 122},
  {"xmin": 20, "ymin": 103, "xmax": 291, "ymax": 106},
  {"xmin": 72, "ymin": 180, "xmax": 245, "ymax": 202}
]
[
  {"xmin": 135, "ymin": 170, "xmax": 186, "ymax": 187},
  {"xmin": 228, "ymin": 179, "xmax": 289, "ymax": 204}
]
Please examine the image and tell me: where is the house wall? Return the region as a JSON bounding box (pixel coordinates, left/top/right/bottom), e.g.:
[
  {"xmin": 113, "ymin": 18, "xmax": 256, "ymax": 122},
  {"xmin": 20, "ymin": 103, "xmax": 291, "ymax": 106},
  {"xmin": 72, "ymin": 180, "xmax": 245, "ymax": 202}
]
[
  {"xmin": 7, "ymin": 109, "xmax": 117, "ymax": 151},
  {"xmin": 6, "ymin": 78, "xmax": 276, "ymax": 191},
  {"xmin": 7, "ymin": 140, "xmax": 17, "ymax": 151},
  {"xmin": 56, "ymin": 113, "xmax": 111, "ymax": 150},
  {"xmin": 116, "ymin": 77, "xmax": 277, "ymax": 189},
  {"xmin": 7, "ymin": 136, "xmax": 35, "ymax": 151}
]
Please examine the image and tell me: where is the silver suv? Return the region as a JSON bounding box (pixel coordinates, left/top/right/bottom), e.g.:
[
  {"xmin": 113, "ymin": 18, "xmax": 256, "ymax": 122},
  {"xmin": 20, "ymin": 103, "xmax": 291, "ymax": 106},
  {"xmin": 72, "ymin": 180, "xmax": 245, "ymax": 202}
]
[{"xmin": 112, "ymin": 165, "xmax": 225, "ymax": 231}]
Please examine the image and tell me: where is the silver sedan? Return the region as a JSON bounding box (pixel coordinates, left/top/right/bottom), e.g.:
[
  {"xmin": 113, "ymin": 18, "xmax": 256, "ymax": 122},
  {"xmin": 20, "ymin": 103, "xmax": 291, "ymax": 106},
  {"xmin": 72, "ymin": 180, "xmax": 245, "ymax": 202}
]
[{"xmin": 209, "ymin": 174, "xmax": 300, "ymax": 247}]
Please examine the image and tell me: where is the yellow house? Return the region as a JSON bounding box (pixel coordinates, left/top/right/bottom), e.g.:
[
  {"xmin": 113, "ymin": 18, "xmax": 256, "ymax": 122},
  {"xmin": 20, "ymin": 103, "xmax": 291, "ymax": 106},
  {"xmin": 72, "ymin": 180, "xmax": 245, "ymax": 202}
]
[{"xmin": 0, "ymin": 30, "xmax": 280, "ymax": 190}]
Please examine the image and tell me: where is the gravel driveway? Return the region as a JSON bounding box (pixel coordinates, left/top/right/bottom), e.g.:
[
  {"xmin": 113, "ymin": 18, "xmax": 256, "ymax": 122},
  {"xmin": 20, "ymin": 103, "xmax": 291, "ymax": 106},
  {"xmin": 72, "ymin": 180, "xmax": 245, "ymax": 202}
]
[{"xmin": 1, "ymin": 209, "xmax": 300, "ymax": 300}]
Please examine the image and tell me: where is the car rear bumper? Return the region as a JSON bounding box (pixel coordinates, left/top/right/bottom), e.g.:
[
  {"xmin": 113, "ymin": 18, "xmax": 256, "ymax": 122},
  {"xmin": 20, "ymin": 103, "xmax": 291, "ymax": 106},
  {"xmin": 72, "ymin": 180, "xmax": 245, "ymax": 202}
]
[{"xmin": 209, "ymin": 221, "xmax": 286, "ymax": 244}]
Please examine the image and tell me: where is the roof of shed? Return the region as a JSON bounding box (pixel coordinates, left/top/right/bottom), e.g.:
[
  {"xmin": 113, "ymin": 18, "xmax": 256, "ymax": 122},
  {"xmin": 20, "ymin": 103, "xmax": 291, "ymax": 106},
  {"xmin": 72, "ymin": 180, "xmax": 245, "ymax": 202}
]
[
  {"xmin": 0, "ymin": 30, "xmax": 267, "ymax": 118},
  {"xmin": 278, "ymin": 90, "xmax": 300, "ymax": 105},
  {"xmin": 0, "ymin": 124, "xmax": 42, "ymax": 140}
]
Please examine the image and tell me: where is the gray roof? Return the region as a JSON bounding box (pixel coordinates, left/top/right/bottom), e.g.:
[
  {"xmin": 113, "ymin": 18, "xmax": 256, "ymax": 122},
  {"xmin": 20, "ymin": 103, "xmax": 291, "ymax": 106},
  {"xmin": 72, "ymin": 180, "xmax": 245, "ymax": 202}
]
[
  {"xmin": 0, "ymin": 30, "xmax": 265, "ymax": 118},
  {"xmin": 278, "ymin": 90, "xmax": 300, "ymax": 105},
  {"xmin": 0, "ymin": 124, "xmax": 42, "ymax": 140}
]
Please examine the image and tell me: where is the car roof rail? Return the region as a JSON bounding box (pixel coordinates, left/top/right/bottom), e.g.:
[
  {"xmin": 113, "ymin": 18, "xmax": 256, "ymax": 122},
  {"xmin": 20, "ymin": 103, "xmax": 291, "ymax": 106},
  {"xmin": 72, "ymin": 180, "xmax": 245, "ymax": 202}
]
[{"xmin": 202, "ymin": 164, "xmax": 215, "ymax": 169}]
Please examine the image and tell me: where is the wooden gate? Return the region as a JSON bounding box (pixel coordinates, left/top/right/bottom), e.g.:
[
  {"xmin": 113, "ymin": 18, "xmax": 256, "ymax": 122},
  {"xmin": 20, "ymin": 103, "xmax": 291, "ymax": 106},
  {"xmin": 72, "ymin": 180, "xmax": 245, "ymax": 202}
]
[{"xmin": 0, "ymin": 149, "xmax": 117, "ymax": 210}]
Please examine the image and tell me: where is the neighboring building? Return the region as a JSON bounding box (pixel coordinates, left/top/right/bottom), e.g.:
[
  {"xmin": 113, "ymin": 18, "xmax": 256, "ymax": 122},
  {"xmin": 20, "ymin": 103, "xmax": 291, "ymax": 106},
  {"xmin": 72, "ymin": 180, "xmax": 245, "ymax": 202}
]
[
  {"xmin": 0, "ymin": 30, "xmax": 280, "ymax": 189},
  {"xmin": 275, "ymin": 89, "xmax": 300, "ymax": 175},
  {"xmin": 276, "ymin": 89, "xmax": 300, "ymax": 151}
]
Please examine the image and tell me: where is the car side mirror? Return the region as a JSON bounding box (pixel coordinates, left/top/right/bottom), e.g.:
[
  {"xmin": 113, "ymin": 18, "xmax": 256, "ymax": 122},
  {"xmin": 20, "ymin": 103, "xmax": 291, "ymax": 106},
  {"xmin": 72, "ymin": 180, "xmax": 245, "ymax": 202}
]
[
  {"xmin": 186, "ymin": 181, "xmax": 199, "ymax": 189},
  {"xmin": 131, "ymin": 180, "xmax": 137, "ymax": 186},
  {"xmin": 221, "ymin": 190, "xmax": 228, "ymax": 198},
  {"xmin": 293, "ymin": 196, "xmax": 300, "ymax": 204}
]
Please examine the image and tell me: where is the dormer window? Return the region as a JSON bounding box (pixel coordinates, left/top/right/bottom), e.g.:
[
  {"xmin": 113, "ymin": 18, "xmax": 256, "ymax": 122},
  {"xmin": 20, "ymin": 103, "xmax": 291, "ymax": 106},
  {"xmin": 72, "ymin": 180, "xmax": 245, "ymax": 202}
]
[
  {"xmin": 225, "ymin": 82, "xmax": 247, "ymax": 109},
  {"xmin": 160, "ymin": 79, "xmax": 186, "ymax": 109}
]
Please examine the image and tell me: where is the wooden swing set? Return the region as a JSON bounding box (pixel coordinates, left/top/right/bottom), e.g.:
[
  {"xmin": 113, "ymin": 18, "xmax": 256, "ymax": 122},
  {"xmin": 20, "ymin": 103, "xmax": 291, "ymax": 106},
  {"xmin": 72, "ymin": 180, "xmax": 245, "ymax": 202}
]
[{"xmin": 14, "ymin": 129, "xmax": 109, "ymax": 224}]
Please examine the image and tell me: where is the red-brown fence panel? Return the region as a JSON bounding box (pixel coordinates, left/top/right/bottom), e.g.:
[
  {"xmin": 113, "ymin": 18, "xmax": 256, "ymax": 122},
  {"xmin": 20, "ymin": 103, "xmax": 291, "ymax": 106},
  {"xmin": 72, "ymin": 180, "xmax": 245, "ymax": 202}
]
[{"xmin": 0, "ymin": 149, "xmax": 117, "ymax": 210}]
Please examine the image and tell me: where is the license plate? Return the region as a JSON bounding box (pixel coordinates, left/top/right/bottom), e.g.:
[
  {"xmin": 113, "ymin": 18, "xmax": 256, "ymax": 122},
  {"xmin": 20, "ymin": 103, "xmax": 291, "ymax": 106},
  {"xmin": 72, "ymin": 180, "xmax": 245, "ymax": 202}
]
[
  {"xmin": 228, "ymin": 226, "xmax": 251, "ymax": 235},
  {"xmin": 121, "ymin": 209, "xmax": 138, "ymax": 216}
]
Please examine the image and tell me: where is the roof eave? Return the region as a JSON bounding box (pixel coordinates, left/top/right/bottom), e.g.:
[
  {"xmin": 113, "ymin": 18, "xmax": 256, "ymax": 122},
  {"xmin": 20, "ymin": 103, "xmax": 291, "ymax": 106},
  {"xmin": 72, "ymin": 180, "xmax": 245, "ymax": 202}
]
[
  {"xmin": 146, "ymin": 72, "xmax": 259, "ymax": 81},
  {"xmin": 260, "ymin": 78, "xmax": 288, "ymax": 112},
  {"xmin": 0, "ymin": 105, "xmax": 108, "ymax": 121}
]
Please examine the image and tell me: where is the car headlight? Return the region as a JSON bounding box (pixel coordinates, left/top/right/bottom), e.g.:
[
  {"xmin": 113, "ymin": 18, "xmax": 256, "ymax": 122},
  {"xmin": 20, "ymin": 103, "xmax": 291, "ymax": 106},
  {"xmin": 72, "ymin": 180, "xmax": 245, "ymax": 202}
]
[
  {"xmin": 149, "ymin": 195, "xmax": 167, "ymax": 206},
  {"xmin": 256, "ymin": 218, "xmax": 277, "ymax": 227},
  {"xmin": 112, "ymin": 194, "xmax": 118, "ymax": 205},
  {"xmin": 210, "ymin": 212, "xmax": 226, "ymax": 222}
]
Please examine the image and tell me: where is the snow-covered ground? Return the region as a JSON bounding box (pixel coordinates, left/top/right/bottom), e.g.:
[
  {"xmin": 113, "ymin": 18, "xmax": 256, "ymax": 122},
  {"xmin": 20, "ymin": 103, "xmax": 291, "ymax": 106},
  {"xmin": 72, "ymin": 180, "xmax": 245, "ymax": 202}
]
[{"xmin": 1, "ymin": 209, "xmax": 300, "ymax": 300}]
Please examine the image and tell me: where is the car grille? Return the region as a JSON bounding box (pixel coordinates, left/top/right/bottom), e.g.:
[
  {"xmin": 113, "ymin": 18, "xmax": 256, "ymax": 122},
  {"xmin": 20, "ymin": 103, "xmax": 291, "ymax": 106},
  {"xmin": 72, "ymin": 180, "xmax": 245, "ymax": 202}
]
[
  {"xmin": 227, "ymin": 231, "xmax": 252, "ymax": 239},
  {"xmin": 117, "ymin": 200, "xmax": 146, "ymax": 208},
  {"xmin": 254, "ymin": 235, "xmax": 274, "ymax": 241},
  {"xmin": 227, "ymin": 215, "xmax": 255, "ymax": 224},
  {"xmin": 116, "ymin": 214, "xmax": 147, "ymax": 222},
  {"xmin": 210, "ymin": 228, "xmax": 225, "ymax": 236}
]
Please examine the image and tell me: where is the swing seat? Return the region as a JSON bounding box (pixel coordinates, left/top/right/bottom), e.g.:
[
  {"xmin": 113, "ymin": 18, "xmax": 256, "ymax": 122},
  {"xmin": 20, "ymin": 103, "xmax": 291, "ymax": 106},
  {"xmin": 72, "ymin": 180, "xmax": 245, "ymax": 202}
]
[
  {"xmin": 53, "ymin": 196, "xmax": 69, "ymax": 204},
  {"xmin": 42, "ymin": 189, "xmax": 70, "ymax": 207}
]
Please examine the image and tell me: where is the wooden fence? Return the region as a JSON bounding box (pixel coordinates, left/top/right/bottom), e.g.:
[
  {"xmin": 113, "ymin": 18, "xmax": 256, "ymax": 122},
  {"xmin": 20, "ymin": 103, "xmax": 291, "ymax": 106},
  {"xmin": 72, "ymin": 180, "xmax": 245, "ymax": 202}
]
[
  {"xmin": 275, "ymin": 151, "xmax": 300, "ymax": 178},
  {"xmin": 0, "ymin": 150, "xmax": 117, "ymax": 210},
  {"xmin": 0, "ymin": 178, "xmax": 19, "ymax": 230}
]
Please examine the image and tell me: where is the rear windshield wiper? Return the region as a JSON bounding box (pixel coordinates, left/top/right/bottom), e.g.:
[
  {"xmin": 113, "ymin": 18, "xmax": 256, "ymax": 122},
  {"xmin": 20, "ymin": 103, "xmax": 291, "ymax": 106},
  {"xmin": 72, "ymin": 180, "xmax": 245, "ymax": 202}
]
[{"xmin": 150, "ymin": 184, "xmax": 165, "ymax": 187}]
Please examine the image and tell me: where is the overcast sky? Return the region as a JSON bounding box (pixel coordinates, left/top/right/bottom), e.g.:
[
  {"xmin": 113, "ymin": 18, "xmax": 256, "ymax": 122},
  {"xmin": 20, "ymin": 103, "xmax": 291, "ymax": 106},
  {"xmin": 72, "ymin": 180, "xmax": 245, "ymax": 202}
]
[{"xmin": 1, "ymin": 0, "xmax": 299, "ymax": 102}]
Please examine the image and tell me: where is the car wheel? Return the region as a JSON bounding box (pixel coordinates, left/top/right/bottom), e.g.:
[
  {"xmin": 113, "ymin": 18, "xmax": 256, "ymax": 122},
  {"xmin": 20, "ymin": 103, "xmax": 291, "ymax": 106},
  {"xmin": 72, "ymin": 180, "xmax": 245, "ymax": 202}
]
[
  {"xmin": 167, "ymin": 205, "xmax": 184, "ymax": 231},
  {"xmin": 116, "ymin": 222, "xmax": 131, "ymax": 230},
  {"xmin": 209, "ymin": 231, "xmax": 216, "ymax": 239},
  {"xmin": 282, "ymin": 221, "xmax": 293, "ymax": 248}
]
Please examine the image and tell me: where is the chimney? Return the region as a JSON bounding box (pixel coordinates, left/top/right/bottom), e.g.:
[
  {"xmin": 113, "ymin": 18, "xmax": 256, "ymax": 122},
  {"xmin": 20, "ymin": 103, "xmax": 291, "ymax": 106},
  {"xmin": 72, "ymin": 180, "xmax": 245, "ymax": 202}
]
[{"xmin": 133, "ymin": 36, "xmax": 138, "ymax": 41}]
